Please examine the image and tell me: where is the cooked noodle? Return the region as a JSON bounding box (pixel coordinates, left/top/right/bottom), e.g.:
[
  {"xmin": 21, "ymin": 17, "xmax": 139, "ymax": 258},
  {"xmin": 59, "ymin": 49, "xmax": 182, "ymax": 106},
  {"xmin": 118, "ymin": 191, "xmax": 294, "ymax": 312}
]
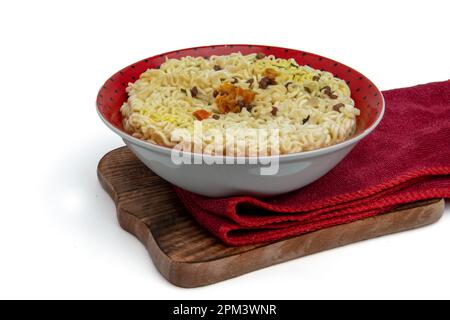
[{"xmin": 120, "ymin": 52, "xmax": 359, "ymax": 155}]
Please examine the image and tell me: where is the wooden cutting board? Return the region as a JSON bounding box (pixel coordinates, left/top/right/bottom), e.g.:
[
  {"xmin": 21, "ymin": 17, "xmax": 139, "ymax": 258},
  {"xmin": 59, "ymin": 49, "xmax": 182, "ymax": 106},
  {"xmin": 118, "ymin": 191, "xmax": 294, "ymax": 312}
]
[{"xmin": 97, "ymin": 147, "xmax": 445, "ymax": 288}]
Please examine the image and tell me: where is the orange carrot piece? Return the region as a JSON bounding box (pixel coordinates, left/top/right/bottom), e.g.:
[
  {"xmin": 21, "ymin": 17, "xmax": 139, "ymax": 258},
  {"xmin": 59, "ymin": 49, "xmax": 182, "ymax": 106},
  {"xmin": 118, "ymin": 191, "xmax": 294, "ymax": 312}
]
[{"xmin": 193, "ymin": 109, "xmax": 211, "ymax": 121}]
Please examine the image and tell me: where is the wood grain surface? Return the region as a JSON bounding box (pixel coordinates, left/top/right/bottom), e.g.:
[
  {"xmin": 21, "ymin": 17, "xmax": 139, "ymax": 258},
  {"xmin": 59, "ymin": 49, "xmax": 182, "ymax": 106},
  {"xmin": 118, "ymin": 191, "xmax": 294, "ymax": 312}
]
[{"xmin": 97, "ymin": 147, "xmax": 445, "ymax": 288}]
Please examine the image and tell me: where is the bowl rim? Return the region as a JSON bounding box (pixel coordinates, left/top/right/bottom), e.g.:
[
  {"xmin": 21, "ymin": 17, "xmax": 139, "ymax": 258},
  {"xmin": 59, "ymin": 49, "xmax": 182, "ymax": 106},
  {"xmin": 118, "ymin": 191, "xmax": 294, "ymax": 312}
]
[{"xmin": 96, "ymin": 44, "xmax": 385, "ymax": 161}]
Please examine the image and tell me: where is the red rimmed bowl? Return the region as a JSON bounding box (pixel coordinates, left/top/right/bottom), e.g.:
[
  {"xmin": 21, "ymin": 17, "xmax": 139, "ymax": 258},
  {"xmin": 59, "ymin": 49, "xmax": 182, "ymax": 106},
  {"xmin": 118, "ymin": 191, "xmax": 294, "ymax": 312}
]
[{"xmin": 97, "ymin": 45, "xmax": 384, "ymax": 197}]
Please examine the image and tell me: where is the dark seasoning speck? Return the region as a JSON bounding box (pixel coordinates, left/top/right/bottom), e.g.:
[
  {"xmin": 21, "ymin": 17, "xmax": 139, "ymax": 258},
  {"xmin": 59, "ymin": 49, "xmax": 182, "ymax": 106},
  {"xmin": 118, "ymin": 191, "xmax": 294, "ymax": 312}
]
[
  {"xmin": 256, "ymin": 52, "xmax": 265, "ymax": 59},
  {"xmin": 333, "ymin": 103, "xmax": 345, "ymax": 112},
  {"xmin": 190, "ymin": 86, "xmax": 198, "ymax": 97},
  {"xmin": 259, "ymin": 77, "xmax": 270, "ymax": 89},
  {"xmin": 321, "ymin": 86, "xmax": 338, "ymax": 99},
  {"xmin": 302, "ymin": 115, "xmax": 310, "ymax": 124}
]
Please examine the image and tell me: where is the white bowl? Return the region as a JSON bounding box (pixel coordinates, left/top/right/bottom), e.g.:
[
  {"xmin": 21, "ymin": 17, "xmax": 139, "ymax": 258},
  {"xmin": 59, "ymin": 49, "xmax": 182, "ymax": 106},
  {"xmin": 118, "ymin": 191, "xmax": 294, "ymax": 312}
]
[{"xmin": 97, "ymin": 45, "xmax": 384, "ymax": 197}]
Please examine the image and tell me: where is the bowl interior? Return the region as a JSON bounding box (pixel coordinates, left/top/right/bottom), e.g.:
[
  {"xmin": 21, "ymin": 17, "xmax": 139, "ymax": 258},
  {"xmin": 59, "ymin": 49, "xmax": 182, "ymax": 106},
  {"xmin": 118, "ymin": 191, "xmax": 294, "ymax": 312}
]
[{"xmin": 97, "ymin": 44, "xmax": 383, "ymax": 139}]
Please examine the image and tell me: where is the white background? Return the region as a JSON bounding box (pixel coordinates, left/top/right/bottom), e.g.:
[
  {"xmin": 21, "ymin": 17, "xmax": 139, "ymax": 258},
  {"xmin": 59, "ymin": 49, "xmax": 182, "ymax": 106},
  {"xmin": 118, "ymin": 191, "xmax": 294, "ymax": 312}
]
[{"xmin": 0, "ymin": 0, "xmax": 449, "ymax": 300}]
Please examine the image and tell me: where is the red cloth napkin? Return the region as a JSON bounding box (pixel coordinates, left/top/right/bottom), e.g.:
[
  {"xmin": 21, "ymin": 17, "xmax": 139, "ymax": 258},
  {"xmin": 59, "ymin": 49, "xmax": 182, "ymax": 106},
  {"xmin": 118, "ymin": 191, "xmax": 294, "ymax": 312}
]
[{"xmin": 174, "ymin": 80, "xmax": 450, "ymax": 246}]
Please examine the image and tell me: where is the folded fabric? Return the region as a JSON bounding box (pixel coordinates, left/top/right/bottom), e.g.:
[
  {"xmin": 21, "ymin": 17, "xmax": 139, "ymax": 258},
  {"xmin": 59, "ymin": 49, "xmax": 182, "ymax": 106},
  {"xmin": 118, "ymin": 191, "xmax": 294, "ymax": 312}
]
[{"xmin": 174, "ymin": 80, "xmax": 450, "ymax": 246}]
